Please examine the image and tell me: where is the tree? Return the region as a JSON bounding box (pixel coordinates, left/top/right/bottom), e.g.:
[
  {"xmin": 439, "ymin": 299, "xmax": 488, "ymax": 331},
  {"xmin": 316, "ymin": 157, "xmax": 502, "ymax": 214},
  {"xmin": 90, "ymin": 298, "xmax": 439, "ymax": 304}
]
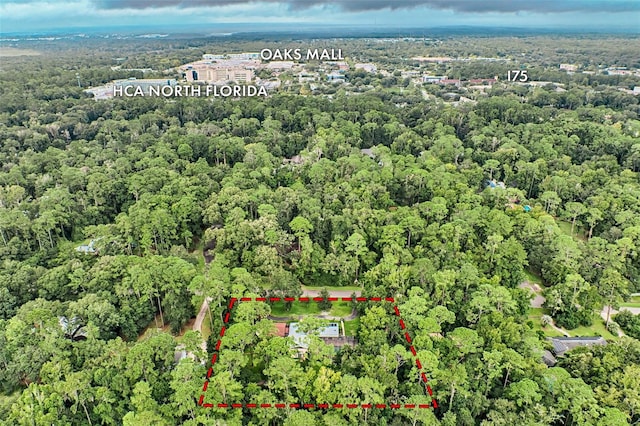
[
  {"xmin": 283, "ymin": 410, "xmax": 317, "ymax": 426},
  {"xmin": 264, "ymin": 356, "xmax": 306, "ymax": 402},
  {"xmin": 122, "ymin": 381, "xmax": 170, "ymax": 426},
  {"xmin": 599, "ymin": 268, "xmax": 629, "ymax": 326},
  {"xmin": 317, "ymin": 288, "xmax": 332, "ymax": 311},
  {"xmin": 564, "ymin": 201, "xmax": 586, "ymax": 237},
  {"xmin": 540, "ymin": 191, "xmax": 561, "ymax": 214},
  {"xmin": 56, "ymin": 371, "xmax": 95, "ymax": 426},
  {"xmin": 585, "ymin": 207, "xmax": 603, "ymax": 240},
  {"xmin": 484, "ymin": 159, "xmax": 501, "ymax": 181},
  {"xmin": 8, "ymin": 383, "xmax": 66, "ymax": 425},
  {"xmin": 344, "ymin": 232, "xmax": 368, "ymax": 284},
  {"xmin": 171, "ymin": 358, "xmax": 205, "ymax": 420},
  {"xmin": 357, "ymin": 306, "xmax": 390, "ymax": 353},
  {"xmin": 289, "ymin": 216, "xmax": 313, "ymax": 252}
]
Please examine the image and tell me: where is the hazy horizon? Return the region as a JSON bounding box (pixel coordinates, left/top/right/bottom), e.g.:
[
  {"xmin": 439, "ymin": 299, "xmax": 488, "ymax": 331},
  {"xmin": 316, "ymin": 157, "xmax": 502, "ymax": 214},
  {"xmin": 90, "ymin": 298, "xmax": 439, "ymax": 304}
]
[
  {"xmin": 1, "ymin": 23, "xmax": 638, "ymax": 38},
  {"xmin": 1, "ymin": 0, "xmax": 638, "ymax": 35}
]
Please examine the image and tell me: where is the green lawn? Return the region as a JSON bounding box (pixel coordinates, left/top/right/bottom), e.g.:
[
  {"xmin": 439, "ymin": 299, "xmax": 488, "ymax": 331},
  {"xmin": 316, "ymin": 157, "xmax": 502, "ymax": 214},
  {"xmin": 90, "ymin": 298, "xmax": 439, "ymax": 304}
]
[
  {"xmin": 528, "ymin": 308, "xmax": 545, "ymax": 316},
  {"xmin": 271, "ymin": 302, "xmax": 321, "ymax": 317},
  {"xmin": 344, "ymin": 318, "xmax": 360, "ymax": 336},
  {"xmin": 525, "ymin": 308, "xmax": 618, "ymax": 339},
  {"xmin": 531, "ymin": 322, "xmax": 565, "ymax": 337},
  {"xmin": 527, "ymin": 308, "xmax": 565, "ymax": 337},
  {"xmin": 137, "ymin": 316, "xmax": 174, "ymax": 341},
  {"xmin": 568, "ymin": 313, "xmax": 617, "ymax": 340},
  {"xmin": 524, "ymin": 269, "xmax": 543, "ymax": 285},
  {"xmin": 621, "ymin": 296, "xmax": 640, "ymax": 307},
  {"xmin": 192, "ymin": 239, "xmax": 205, "ymax": 270},
  {"xmin": 201, "ymin": 310, "xmax": 212, "ymax": 342},
  {"xmin": 270, "ymin": 301, "xmax": 353, "ymax": 319},
  {"xmin": 556, "ymin": 219, "xmax": 587, "ymax": 241}
]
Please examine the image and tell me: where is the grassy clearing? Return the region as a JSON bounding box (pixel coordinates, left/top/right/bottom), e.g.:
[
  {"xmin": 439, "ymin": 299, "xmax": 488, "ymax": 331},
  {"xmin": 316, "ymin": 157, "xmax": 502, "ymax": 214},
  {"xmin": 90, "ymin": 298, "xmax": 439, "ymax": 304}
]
[
  {"xmin": 621, "ymin": 296, "xmax": 640, "ymax": 307},
  {"xmin": 329, "ymin": 302, "xmax": 353, "ymax": 317},
  {"xmin": 531, "ymin": 322, "xmax": 565, "ymax": 337},
  {"xmin": 529, "ymin": 307, "xmax": 545, "ymax": 316},
  {"xmin": 527, "ymin": 308, "xmax": 564, "ymax": 337},
  {"xmin": 344, "ymin": 318, "xmax": 360, "ymax": 336},
  {"xmin": 0, "ymin": 47, "xmax": 41, "ymax": 56},
  {"xmin": 137, "ymin": 316, "xmax": 174, "ymax": 341},
  {"xmin": 270, "ymin": 301, "xmax": 353, "ymax": 318},
  {"xmin": 193, "ymin": 240, "xmax": 205, "ymax": 270},
  {"xmin": 271, "ymin": 302, "xmax": 321, "ymax": 317},
  {"xmin": 135, "ymin": 291, "xmax": 210, "ymax": 344},
  {"xmin": 524, "ymin": 269, "xmax": 543, "ymax": 285},
  {"xmin": 201, "ymin": 310, "xmax": 212, "ymax": 341},
  {"xmin": 527, "ymin": 307, "xmax": 616, "ymax": 339},
  {"xmin": 568, "ymin": 314, "xmax": 617, "ymax": 340},
  {"xmin": 556, "ymin": 219, "xmax": 587, "ymax": 241}
]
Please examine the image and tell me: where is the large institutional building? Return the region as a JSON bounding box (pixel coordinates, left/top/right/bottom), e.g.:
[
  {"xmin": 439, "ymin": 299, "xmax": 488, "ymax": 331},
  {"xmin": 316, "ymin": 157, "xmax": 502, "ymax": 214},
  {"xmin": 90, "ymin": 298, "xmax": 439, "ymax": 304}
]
[
  {"xmin": 182, "ymin": 54, "xmax": 260, "ymax": 84},
  {"xmin": 184, "ymin": 65, "xmax": 254, "ymax": 83}
]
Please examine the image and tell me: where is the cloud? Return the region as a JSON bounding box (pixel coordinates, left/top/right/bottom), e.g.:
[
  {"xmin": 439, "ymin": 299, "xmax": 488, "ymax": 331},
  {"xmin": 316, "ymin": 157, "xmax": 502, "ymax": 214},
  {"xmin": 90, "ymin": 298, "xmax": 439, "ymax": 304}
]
[{"xmin": 92, "ymin": 0, "xmax": 640, "ymax": 13}]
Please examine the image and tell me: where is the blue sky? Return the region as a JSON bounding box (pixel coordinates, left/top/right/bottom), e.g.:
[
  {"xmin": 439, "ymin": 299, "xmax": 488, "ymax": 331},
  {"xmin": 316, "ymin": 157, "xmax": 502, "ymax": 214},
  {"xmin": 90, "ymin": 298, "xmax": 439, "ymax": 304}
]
[{"xmin": 1, "ymin": 0, "xmax": 638, "ymax": 34}]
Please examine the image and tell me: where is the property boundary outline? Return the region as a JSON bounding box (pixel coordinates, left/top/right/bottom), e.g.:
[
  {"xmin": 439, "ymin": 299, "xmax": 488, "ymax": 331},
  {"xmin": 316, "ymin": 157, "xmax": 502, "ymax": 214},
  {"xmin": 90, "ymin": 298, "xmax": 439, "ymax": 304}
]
[{"xmin": 197, "ymin": 296, "xmax": 439, "ymax": 410}]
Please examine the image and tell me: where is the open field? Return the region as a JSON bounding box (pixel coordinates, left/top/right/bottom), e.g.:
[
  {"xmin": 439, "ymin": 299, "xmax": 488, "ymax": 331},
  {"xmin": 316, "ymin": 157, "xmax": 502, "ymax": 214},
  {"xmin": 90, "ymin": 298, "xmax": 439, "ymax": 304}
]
[
  {"xmin": 137, "ymin": 315, "xmax": 194, "ymax": 343},
  {"xmin": 0, "ymin": 47, "xmax": 41, "ymax": 57},
  {"xmin": 343, "ymin": 318, "xmax": 360, "ymax": 336},
  {"xmin": 526, "ymin": 307, "xmax": 617, "ymax": 340},
  {"xmin": 556, "ymin": 219, "xmax": 587, "ymax": 241},
  {"xmin": 527, "ymin": 308, "xmax": 564, "ymax": 337},
  {"xmin": 621, "ymin": 296, "xmax": 640, "ymax": 308},
  {"xmin": 201, "ymin": 310, "xmax": 212, "ymax": 341},
  {"xmin": 524, "ymin": 269, "xmax": 543, "ymax": 285},
  {"xmin": 270, "ymin": 300, "xmax": 353, "ymax": 318},
  {"xmin": 569, "ymin": 314, "xmax": 617, "ymax": 340}
]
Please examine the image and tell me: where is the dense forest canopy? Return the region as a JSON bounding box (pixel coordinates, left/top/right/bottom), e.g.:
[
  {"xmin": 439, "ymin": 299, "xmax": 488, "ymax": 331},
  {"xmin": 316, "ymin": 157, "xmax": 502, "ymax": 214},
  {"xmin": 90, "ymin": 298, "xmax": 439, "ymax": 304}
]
[{"xmin": 1, "ymin": 34, "xmax": 640, "ymax": 425}]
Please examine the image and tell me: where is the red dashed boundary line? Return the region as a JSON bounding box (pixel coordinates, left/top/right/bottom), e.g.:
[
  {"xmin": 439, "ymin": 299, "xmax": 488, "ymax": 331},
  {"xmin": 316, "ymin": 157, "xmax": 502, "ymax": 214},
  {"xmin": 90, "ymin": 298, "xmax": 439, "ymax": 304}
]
[{"xmin": 197, "ymin": 296, "xmax": 438, "ymax": 410}]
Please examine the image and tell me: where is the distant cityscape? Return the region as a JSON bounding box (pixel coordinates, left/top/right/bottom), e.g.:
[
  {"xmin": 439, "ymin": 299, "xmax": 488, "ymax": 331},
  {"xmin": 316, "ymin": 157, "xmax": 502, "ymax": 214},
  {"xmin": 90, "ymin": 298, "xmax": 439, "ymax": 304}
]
[{"xmin": 86, "ymin": 47, "xmax": 640, "ymax": 100}]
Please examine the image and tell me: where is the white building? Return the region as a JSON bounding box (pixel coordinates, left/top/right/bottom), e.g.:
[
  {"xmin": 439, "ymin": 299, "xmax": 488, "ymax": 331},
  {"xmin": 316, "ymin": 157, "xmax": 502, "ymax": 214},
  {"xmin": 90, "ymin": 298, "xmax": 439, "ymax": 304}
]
[
  {"xmin": 184, "ymin": 64, "xmax": 255, "ymax": 83},
  {"xmin": 203, "ymin": 52, "xmax": 260, "ymax": 61},
  {"xmin": 422, "ymin": 75, "xmax": 446, "ymax": 83},
  {"xmin": 560, "ymin": 64, "xmax": 578, "ymax": 72},
  {"xmin": 355, "ymin": 63, "xmax": 377, "ymax": 73},
  {"xmin": 266, "ymin": 61, "xmax": 295, "ymax": 70}
]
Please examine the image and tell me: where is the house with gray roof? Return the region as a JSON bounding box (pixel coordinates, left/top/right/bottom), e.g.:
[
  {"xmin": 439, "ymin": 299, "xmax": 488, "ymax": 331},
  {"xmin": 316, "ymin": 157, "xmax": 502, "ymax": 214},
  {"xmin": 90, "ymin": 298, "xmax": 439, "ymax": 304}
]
[
  {"xmin": 550, "ymin": 336, "xmax": 607, "ymax": 357},
  {"xmin": 287, "ymin": 322, "xmax": 355, "ymax": 357}
]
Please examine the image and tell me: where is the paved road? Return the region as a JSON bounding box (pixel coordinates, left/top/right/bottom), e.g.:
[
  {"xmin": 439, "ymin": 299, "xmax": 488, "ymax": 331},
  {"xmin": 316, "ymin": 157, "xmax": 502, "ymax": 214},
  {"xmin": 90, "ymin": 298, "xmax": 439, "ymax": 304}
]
[
  {"xmin": 619, "ymin": 306, "xmax": 640, "ymax": 315},
  {"xmin": 549, "ymin": 319, "xmax": 571, "ymax": 337},
  {"xmin": 194, "ymin": 297, "xmax": 212, "ymax": 332},
  {"xmin": 519, "ymin": 280, "xmax": 570, "ymax": 336},
  {"xmin": 301, "ymin": 286, "xmax": 361, "ymax": 297},
  {"xmin": 601, "ymin": 306, "xmax": 640, "ymax": 318},
  {"xmin": 600, "ymin": 306, "xmax": 624, "ymax": 337},
  {"xmin": 191, "ymin": 297, "xmax": 212, "ymax": 355}
]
